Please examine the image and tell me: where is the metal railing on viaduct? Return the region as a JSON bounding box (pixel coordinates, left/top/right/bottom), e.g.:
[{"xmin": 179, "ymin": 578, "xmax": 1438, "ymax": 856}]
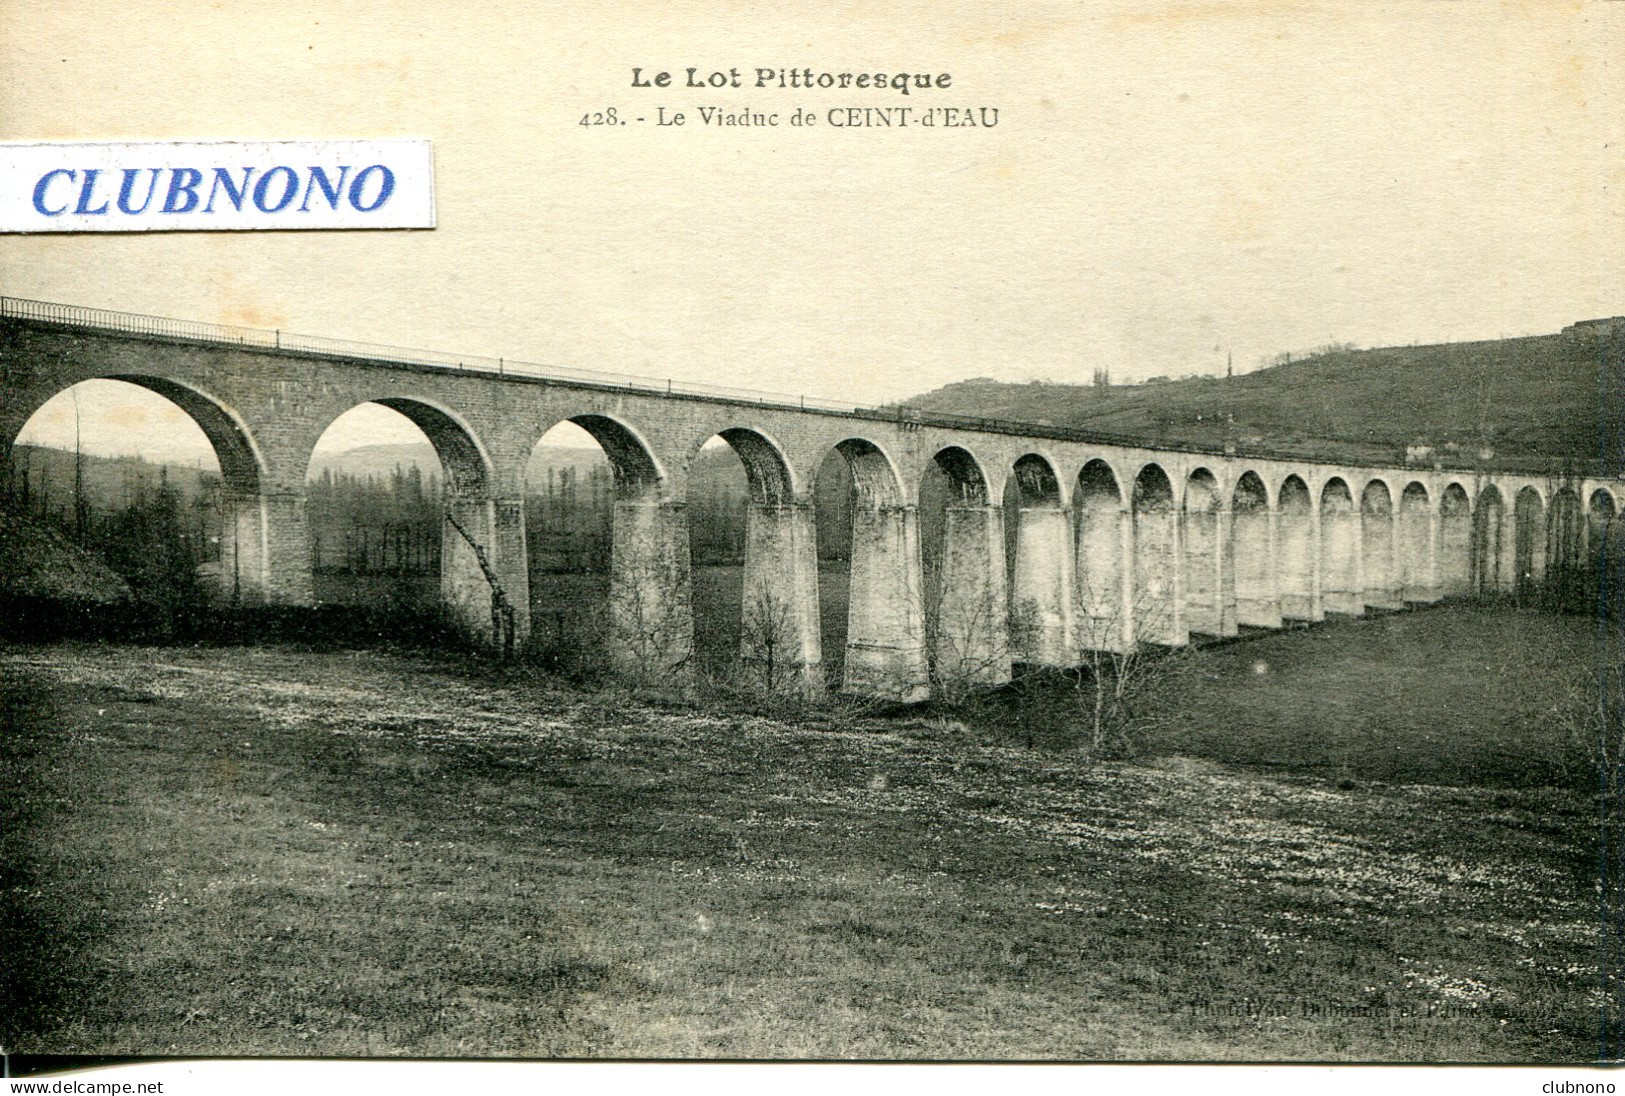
[{"xmin": 1, "ymin": 296, "xmax": 1617, "ymax": 701}]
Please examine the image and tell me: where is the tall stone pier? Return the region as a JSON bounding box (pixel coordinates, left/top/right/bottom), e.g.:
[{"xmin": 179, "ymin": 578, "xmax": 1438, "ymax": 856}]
[
  {"xmin": 844, "ymin": 503, "xmax": 929, "ymax": 702},
  {"xmin": 932, "ymin": 503, "xmax": 1011, "ymax": 686}
]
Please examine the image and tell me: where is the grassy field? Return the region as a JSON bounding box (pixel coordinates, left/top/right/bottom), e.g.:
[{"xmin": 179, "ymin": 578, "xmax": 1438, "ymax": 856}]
[
  {"xmin": 975, "ymin": 606, "xmax": 1606, "ymax": 788},
  {"xmin": 0, "ymin": 604, "xmax": 1615, "ymax": 1062}
]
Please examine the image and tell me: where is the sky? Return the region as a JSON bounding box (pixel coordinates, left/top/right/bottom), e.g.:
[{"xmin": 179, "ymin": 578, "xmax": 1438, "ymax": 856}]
[
  {"xmin": 3, "ymin": 0, "xmax": 1623, "ymax": 460},
  {"xmin": 14, "ymin": 380, "xmax": 603, "ymax": 465}
]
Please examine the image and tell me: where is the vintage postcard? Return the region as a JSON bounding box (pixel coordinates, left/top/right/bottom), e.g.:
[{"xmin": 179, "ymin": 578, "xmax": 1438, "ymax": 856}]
[{"xmin": 1, "ymin": 0, "xmax": 1622, "ymax": 1080}]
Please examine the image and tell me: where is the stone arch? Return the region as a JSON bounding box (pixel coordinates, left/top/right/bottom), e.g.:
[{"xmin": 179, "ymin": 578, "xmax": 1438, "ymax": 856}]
[
  {"xmin": 1231, "ymin": 470, "xmax": 1277, "ymax": 627},
  {"xmin": 1133, "ymin": 463, "xmax": 1176, "ymax": 510},
  {"xmin": 1002, "ymin": 454, "xmax": 1058, "ymax": 579},
  {"xmin": 1472, "ymin": 485, "xmax": 1506, "ymax": 595},
  {"xmin": 1518, "ymin": 482, "xmax": 1548, "ymax": 507},
  {"xmin": 918, "ymin": 444, "xmax": 992, "ymax": 613},
  {"xmin": 709, "ymin": 426, "xmax": 797, "ymax": 507},
  {"xmin": 7, "ymin": 375, "xmax": 273, "ymax": 602},
  {"xmin": 920, "ymin": 445, "xmax": 1008, "ymax": 689},
  {"xmin": 1361, "ymin": 479, "xmax": 1401, "ymax": 609},
  {"xmin": 1075, "ymin": 459, "xmax": 1127, "ymax": 650},
  {"xmin": 1010, "ymin": 452, "xmax": 1063, "ymax": 507},
  {"xmin": 321, "ymin": 396, "xmax": 493, "ymax": 496},
  {"xmin": 1131, "ymin": 463, "xmax": 1181, "ymax": 645},
  {"xmin": 1183, "ymin": 468, "xmax": 1221, "ymax": 511},
  {"xmin": 1514, "ymin": 485, "xmax": 1546, "ymax": 598},
  {"xmin": 1590, "ymin": 487, "xmax": 1618, "ymax": 530},
  {"xmin": 1278, "ymin": 475, "xmax": 1315, "ymax": 619},
  {"xmin": 1319, "ymin": 478, "xmax": 1360, "ymax": 614},
  {"xmin": 681, "ymin": 426, "xmax": 819, "ymax": 693},
  {"xmin": 1397, "ymin": 481, "xmax": 1432, "ymax": 602},
  {"xmin": 1438, "ymin": 483, "xmax": 1472, "ymax": 596},
  {"xmin": 526, "ymin": 412, "xmax": 684, "ymax": 676},
  {"xmin": 9, "ymin": 374, "xmax": 264, "ymax": 496},
  {"xmin": 925, "ymin": 445, "xmax": 991, "ymax": 505},
  {"xmin": 829, "ymin": 437, "xmax": 904, "ymax": 510},
  {"xmin": 311, "ymin": 397, "xmax": 512, "ymax": 643},
  {"xmin": 1182, "ymin": 468, "xmax": 1226, "ymax": 636},
  {"xmin": 547, "ymin": 412, "xmax": 663, "ymax": 502}
]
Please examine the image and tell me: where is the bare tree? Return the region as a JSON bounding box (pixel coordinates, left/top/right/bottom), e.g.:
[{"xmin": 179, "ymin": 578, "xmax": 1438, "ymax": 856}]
[
  {"xmin": 443, "ymin": 506, "xmax": 517, "ymax": 659},
  {"xmin": 1553, "ymin": 627, "xmax": 1625, "ymax": 812},
  {"xmin": 1069, "ymin": 578, "xmax": 1190, "ymax": 759},
  {"xmin": 739, "ymin": 581, "xmax": 803, "ymax": 695},
  {"xmin": 606, "ymin": 546, "xmax": 692, "ymax": 688},
  {"xmin": 920, "ymin": 555, "xmax": 1012, "ymax": 706}
]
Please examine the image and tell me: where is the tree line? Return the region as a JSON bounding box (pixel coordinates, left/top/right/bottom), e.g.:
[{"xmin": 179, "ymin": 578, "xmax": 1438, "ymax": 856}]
[
  {"xmin": 4, "ymin": 445, "xmax": 220, "ymax": 611},
  {"xmin": 307, "ymin": 456, "xmax": 765, "ymax": 577}
]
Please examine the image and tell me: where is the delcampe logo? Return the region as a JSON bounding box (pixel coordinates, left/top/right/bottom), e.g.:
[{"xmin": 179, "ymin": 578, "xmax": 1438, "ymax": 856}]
[{"xmin": 0, "ymin": 139, "xmax": 435, "ymax": 232}]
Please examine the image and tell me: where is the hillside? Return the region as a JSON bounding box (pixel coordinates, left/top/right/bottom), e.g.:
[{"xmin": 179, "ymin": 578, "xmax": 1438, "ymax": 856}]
[
  {"xmin": 904, "ymin": 319, "xmax": 1625, "ymax": 470},
  {"xmin": 307, "ymin": 441, "xmax": 442, "ymax": 483},
  {"xmin": 0, "ymin": 509, "xmax": 131, "ymax": 604}
]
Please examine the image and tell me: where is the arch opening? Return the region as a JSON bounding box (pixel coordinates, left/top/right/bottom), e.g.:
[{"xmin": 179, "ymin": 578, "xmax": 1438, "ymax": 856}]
[
  {"xmin": 1010, "ymin": 454, "xmax": 1061, "ymax": 507},
  {"xmin": 1592, "ymin": 489, "xmax": 1625, "ymax": 616},
  {"xmin": 1278, "ymin": 476, "xmax": 1315, "ymax": 620},
  {"xmin": 525, "ymin": 420, "xmax": 614, "ymax": 593},
  {"xmin": 1471, "ymin": 486, "xmax": 1506, "ymax": 596},
  {"xmin": 1182, "ymin": 468, "xmax": 1225, "ymax": 636},
  {"xmin": 524, "ymin": 415, "xmax": 684, "ymax": 676},
  {"xmin": 686, "ymin": 435, "xmax": 751, "ymax": 672},
  {"xmin": 1319, "ymin": 478, "xmax": 1360, "ymax": 615},
  {"xmin": 1003, "ymin": 454, "xmax": 1073, "ymax": 665},
  {"xmin": 814, "ymin": 439, "xmax": 924, "ymax": 700},
  {"xmin": 1438, "ymin": 484, "xmax": 1472, "ymax": 596},
  {"xmin": 1231, "ymin": 471, "xmax": 1278, "ymax": 628},
  {"xmin": 1514, "ymin": 486, "xmax": 1545, "ymax": 601},
  {"xmin": 920, "ymin": 446, "xmax": 1008, "ymax": 690},
  {"xmin": 1075, "ymin": 459, "xmax": 1126, "ymax": 650},
  {"xmin": 8, "ymin": 377, "xmax": 243, "ymax": 606},
  {"xmin": 1361, "ymin": 480, "xmax": 1401, "ymax": 609},
  {"xmin": 1589, "ymin": 488, "xmax": 1617, "ymax": 529},
  {"xmin": 928, "ymin": 446, "xmax": 990, "ymax": 506},
  {"xmin": 688, "ymin": 428, "xmax": 818, "ymax": 692},
  {"xmin": 1545, "ymin": 487, "xmax": 1585, "ymax": 611},
  {"xmin": 308, "ymin": 399, "xmax": 510, "ymax": 642},
  {"xmin": 1131, "ymin": 463, "xmax": 1182, "ymax": 645},
  {"xmin": 1397, "ymin": 482, "xmax": 1432, "ymax": 603}
]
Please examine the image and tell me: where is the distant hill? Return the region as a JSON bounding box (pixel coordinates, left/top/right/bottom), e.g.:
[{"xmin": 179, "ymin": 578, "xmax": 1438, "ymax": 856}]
[
  {"xmin": 310, "ymin": 442, "xmax": 620, "ymax": 484},
  {"xmin": 903, "ymin": 319, "xmax": 1625, "ymax": 471},
  {"xmin": 9, "ymin": 444, "xmax": 220, "ymax": 513},
  {"xmin": 307, "ymin": 442, "xmax": 442, "ymax": 483}
]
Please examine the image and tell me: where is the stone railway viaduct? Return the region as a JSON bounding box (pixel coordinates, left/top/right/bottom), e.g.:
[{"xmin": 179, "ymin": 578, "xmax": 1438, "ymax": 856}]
[{"xmin": 2, "ymin": 300, "xmax": 1615, "ymax": 701}]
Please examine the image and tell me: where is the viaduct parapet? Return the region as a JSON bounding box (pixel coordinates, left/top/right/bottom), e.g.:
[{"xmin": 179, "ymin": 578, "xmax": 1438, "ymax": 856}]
[{"xmin": 3, "ymin": 300, "xmax": 1615, "ymax": 702}]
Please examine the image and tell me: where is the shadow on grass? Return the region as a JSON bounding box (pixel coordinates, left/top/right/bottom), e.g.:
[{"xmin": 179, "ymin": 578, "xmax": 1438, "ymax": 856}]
[{"xmin": 0, "ymin": 594, "xmax": 470, "ymax": 656}]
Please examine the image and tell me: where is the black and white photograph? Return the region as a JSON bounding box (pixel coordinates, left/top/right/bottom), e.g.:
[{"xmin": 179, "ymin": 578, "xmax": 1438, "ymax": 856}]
[{"xmin": 1, "ymin": 0, "xmax": 1622, "ymax": 1078}]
